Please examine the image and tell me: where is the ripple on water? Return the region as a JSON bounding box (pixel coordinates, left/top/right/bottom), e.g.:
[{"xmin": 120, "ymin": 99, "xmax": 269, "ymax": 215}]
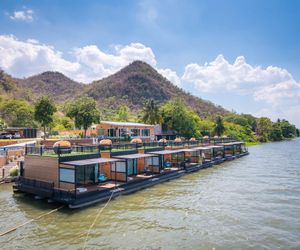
[{"xmin": 1, "ymin": 139, "xmax": 300, "ymax": 249}]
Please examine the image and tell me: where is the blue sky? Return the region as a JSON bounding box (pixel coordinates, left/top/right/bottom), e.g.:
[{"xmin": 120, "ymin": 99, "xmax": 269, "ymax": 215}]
[{"xmin": 1, "ymin": 0, "xmax": 300, "ymax": 126}]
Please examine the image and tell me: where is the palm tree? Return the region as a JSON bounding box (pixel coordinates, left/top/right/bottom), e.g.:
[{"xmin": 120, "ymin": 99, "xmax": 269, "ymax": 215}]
[
  {"xmin": 214, "ymin": 116, "xmax": 225, "ymax": 136},
  {"xmin": 142, "ymin": 100, "xmax": 162, "ymax": 124}
]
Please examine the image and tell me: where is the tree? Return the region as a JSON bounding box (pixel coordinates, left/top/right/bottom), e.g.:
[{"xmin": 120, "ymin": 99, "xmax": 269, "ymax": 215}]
[
  {"xmin": 214, "ymin": 116, "xmax": 225, "ymax": 136},
  {"xmin": 160, "ymin": 98, "xmax": 200, "ymax": 138},
  {"xmin": 269, "ymin": 122, "xmax": 283, "ymax": 141},
  {"xmin": 280, "ymin": 119, "xmax": 297, "ymax": 138},
  {"xmin": 142, "ymin": 99, "xmax": 162, "ymax": 124},
  {"xmin": 257, "ymin": 117, "xmax": 272, "ymax": 142},
  {"xmin": 34, "ymin": 96, "xmax": 57, "ymax": 140},
  {"xmin": 0, "ymin": 118, "xmax": 6, "ymax": 130},
  {"xmin": 116, "ymin": 105, "xmax": 129, "ymax": 122},
  {"xmin": 0, "ymin": 99, "xmax": 35, "ymax": 127},
  {"xmin": 66, "ymin": 96, "xmax": 100, "ymax": 137}
]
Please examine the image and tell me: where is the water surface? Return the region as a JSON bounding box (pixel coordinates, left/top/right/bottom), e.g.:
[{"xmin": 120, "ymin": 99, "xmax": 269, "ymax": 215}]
[{"xmin": 1, "ymin": 139, "xmax": 300, "ymax": 249}]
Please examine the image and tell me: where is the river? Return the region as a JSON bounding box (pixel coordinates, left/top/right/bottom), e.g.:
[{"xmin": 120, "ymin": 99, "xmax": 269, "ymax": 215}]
[{"xmin": 1, "ymin": 139, "xmax": 300, "ymax": 249}]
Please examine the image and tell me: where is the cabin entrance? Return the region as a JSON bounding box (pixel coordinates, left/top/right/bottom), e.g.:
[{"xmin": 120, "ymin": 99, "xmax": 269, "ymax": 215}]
[
  {"xmin": 76, "ymin": 164, "xmax": 98, "ymax": 185},
  {"xmin": 127, "ymin": 159, "xmax": 137, "ymax": 176}
]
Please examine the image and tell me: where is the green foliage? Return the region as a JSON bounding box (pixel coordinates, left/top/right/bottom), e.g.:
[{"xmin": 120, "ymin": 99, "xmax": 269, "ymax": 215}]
[
  {"xmin": 51, "ymin": 114, "xmax": 74, "ymax": 131},
  {"xmin": 0, "ymin": 118, "xmax": 6, "ymax": 130},
  {"xmin": 34, "ymin": 96, "xmax": 57, "ymax": 139},
  {"xmin": 280, "ymin": 119, "xmax": 297, "ymax": 138},
  {"xmin": 66, "ymin": 96, "xmax": 100, "ymax": 136},
  {"xmin": 141, "ymin": 99, "xmax": 162, "ymax": 124},
  {"xmin": 269, "ymin": 122, "xmax": 283, "ymax": 141},
  {"xmin": 197, "ymin": 119, "xmax": 214, "ymax": 136},
  {"xmin": 0, "ymin": 99, "xmax": 35, "ymax": 127},
  {"xmin": 256, "ymin": 117, "xmax": 272, "ymax": 142},
  {"xmin": 214, "ymin": 116, "xmax": 225, "ymax": 136},
  {"xmin": 160, "ymin": 98, "xmax": 200, "ymax": 138},
  {"xmin": 224, "ymin": 122, "xmax": 257, "ymax": 142},
  {"xmin": 115, "ymin": 105, "xmax": 130, "ymax": 122}
]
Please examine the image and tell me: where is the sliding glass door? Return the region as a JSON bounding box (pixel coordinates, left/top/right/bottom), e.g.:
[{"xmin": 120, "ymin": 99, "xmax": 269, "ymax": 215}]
[
  {"xmin": 127, "ymin": 159, "xmax": 137, "ymax": 176},
  {"xmin": 76, "ymin": 164, "xmax": 99, "ymax": 186}
]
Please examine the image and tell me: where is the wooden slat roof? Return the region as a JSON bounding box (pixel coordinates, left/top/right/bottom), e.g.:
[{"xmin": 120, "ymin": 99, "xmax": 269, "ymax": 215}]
[
  {"xmin": 114, "ymin": 153, "xmax": 154, "ymax": 159},
  {"xmin": 61, "ymin": 157, "xmax": 120, "ymax": 166}
]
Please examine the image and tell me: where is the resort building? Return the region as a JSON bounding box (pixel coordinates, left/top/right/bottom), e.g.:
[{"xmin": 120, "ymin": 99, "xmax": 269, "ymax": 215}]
[{"xmin": 89, "ymin": 121, "xmax": 155, "ymax": 141}]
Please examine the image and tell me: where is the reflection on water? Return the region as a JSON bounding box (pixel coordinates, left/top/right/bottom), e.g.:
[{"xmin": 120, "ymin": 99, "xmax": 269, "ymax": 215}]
[{"xmin": 1, "ymin": 139, "xmax": 300, "ymax": 249}]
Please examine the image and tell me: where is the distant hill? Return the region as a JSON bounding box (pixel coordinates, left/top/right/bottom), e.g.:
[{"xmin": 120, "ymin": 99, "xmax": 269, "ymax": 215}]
[
  {"xmin": 0, "ymin": 70, "xmax": 18, "ymax": 93},
  {"xmin": 0, "ymin": 61, "xmax": 227, "ymax": 118},
  {"xmin": 85, "ymin": 61, "xmax": 227, "ymax": 117},
  {"xmin": 15, "ymin": 71, "xmax": 85, "ymax": 102}
]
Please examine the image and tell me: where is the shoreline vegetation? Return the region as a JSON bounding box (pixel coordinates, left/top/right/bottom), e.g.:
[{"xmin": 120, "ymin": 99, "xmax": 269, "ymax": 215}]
[{"xmin": 0, "ymin": 95, "xmax": 299, "ymax": 143}]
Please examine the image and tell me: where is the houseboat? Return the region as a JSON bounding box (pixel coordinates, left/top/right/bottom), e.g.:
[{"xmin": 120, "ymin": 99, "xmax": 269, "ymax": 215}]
[{"xmin": 13, "ymin": 139, "xmax": 249, "ymax": 208}]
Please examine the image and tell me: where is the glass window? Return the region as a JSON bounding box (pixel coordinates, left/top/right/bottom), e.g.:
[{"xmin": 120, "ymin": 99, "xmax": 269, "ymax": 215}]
[
  {"xmin": 75, "ymin": 164, "xmax": 98, "ymax": 185},
  {"xmin": 112, "ymin": 161, "xmax": 126, "ymax": 172},
  {"xmin": 108, "ymin": 129, "xmax": 116, "ymax": 137},
  {"xmin": 141, "ymin": 129, "xmax": 150, "ymax": 136},
  {"xmin": 97, "ymin": 129, "xmax": 105, "ymax": 135},
  {"xmin": 127, "ymin": 159, "xmax": 137, "ymax": 175},
  {"xmin": 119, "ymin": 128, "xmax": 129, "ymax": 137},
  {"xmin": 59, "ymin": 168, "xmax": 75, "ymax": 183},
  {"xmin": 130, "ymin": 128, "xmax": 140, "ymax": 137}
]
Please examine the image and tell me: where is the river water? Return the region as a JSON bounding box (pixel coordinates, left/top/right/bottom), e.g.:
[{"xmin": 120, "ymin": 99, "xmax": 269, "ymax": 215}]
[{"xmin": 1, "ymin": 139, "xmax": 300, "ymax": 249}]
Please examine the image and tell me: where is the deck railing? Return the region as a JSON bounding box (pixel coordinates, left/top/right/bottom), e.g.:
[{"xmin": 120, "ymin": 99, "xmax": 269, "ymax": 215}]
[{"xmin": 24, "ymin": 137, "xmax": 238, "ymax": 157}]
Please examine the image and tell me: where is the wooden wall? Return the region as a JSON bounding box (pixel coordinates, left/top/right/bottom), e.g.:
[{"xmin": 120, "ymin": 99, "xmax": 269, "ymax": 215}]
[
  {"xmin": 100, "ymin": 162, "xmax": 112, "ymax": 179},
  {"xmin": 137, "ymin": 158, "xmax": 145, "ymax": 173},
  {"xmin": 24, "ymin": 155, "xmax": 59, "ymax": 187},
  {"xmin": 0, "ymin": 156, "xmax": 6, "ymax": 167},
  {"xmin": 110, "ymin": 171, "xmax": 126, "ymax": 182},
  {"xmin": 59, "ymin": 182, "xmax": 75, "ymax": 191}
]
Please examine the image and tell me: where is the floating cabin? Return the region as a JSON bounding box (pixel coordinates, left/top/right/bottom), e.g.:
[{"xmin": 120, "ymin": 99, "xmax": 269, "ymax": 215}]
[{"xmin": 13, "ymin": 139, "xmax": 249, "ymax": 208}]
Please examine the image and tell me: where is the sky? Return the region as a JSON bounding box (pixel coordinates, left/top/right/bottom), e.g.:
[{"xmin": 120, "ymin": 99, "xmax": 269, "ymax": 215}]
[{"xmin": 0, "ymin": 0, "xmax": 300, "ymax": 127}]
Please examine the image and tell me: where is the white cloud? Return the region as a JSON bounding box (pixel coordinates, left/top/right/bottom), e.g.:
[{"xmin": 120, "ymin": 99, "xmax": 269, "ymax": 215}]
[
  {"xmin": 182, "ymin": 54, "xmax": 293, "ymax": 93},
  {"xmin": 9, "ymin": 9, "xmax": 34, "ymax": 21},
  {"xmin": 0, "ymin": 35, "xmax": 170, "ymax": 84},
  {"xmin": 182, "ymin": 54, "xmax": 300, "ymax": 127},
  {"xmin": 158, "ymin": 68, "xmax": 181, "ymax": 86},
  {"xmin": 0, "ymin": 35, "xmax": 80, "ymax": 78}
]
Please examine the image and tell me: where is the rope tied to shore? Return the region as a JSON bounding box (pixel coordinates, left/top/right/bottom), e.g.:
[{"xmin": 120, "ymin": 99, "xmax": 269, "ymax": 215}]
[
  {"xmin": 0, "ymin": 205, "xmax": 65, "ymax": 237},
  {"xmin": 82, "ymin": 190, "xmax": 115, "ymax": 250}
]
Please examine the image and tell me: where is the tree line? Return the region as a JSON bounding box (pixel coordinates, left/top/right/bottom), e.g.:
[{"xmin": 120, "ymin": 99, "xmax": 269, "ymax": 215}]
[{"xmin": 0, "ymin": 95, "xmax": 299, "ymax": 142}]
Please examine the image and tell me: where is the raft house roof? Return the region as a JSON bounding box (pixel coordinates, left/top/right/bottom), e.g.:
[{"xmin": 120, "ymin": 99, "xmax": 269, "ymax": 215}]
[
  {"xmin": 181, "ymin": 146, "xmax": 212, "ymax": 152},
  {"xmin": 221, "ymin": 142, "xmax": 244, "ymax": 146},
  {"xmin": 148, "ymin": 149, "xmax": 186, "ymax": 155},
  {"xmin": 114, "ymin": 153, "xmax": 154, "ymax": 159},
  {"xmin": 61, "ymin": 158, "xmax": 120, "ymax": 166}
]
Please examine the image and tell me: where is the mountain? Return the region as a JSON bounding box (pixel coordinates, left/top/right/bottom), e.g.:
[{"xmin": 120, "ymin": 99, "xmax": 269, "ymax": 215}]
[
  {"xmin": 0, "ymin": 70, "xmax": 18, "ymax": 93},
  {"xmin": 86, "ymin": 61, "xmax": 227, "ymax": 117},
  {"xmin": 1, "ymin": 61, "xmax": 227, "ymax": 118},
  {"xmin": 15, "ymin": 71, "xmax": 85, "ymax": 102}
]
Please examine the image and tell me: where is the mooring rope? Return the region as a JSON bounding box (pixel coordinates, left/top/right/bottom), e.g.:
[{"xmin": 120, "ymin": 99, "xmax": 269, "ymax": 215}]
[
  {"xmin": 82, "ymin": 191, "xmax": 114, "ymax": 250},
  {"xmin": 0, "ymin": 205, "xmax": 65, "ymax": 237}
]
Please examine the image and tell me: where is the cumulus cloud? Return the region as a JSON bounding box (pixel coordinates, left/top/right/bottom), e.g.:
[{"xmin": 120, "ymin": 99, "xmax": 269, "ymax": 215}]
[
  {"xmin": 9, "ymin": 9, "xmax": 34, "ymax": 21},
  {"xmin": 182, "ymin": 54, "xmax": 300, "ymax": 126},
  {"xmin": 0, "ymin": 35, "xmax": 180, "ymax": 85},
  {"xmin": 158, "ymin": 68, "xmax": 181, "ymax": 86},
  {"xmin": 0, "ymin": 35, "xmax": 157, "ymax": 82},
  {"xmin": 182, "ymin": 54, "xmax": 293, "ymax": 93},
  {"xmin": 0, "ymin": 35, "xmax": 80, "ymax": 78}
]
